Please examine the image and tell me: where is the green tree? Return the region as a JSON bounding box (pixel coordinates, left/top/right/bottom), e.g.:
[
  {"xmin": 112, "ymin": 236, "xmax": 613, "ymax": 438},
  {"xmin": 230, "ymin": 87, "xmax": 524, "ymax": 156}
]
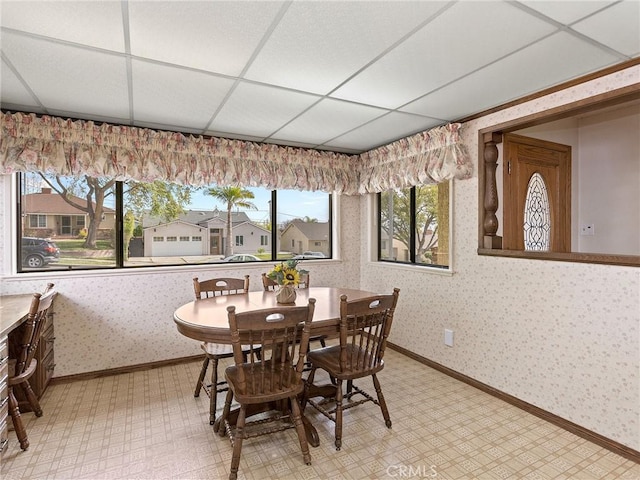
[
  {"xmin": 205, "ymin": 186, "xmax": 257, "ymax": 256},
  {"xmin": 380, "ymin": 185, "xmax": 438, "ymax": 260},
  {"xmin": 38, "ymin": 174, "xmax": 193, "ymax": 249},
  {"xmin": 39, "ymin": 174, "xmax": 115, "ymax": 248}
]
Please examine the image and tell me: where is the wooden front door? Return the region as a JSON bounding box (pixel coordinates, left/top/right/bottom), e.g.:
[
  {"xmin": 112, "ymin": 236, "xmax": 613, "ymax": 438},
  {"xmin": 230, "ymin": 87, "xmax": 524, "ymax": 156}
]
[{"xmin": 503, "ymin": 133, "xmax": 571, "ymax": 252}]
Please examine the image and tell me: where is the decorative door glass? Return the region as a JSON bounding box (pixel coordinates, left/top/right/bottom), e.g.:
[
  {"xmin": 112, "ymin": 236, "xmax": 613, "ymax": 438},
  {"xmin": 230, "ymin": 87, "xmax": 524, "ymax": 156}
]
[{"xmin": 523, "ymin": 173, "xmax": 551, "ymax": 251}]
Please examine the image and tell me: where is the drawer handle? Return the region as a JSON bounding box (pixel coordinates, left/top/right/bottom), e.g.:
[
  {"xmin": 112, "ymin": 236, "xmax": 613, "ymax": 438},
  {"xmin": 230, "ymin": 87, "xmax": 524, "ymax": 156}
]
[
  {"xmin": 0, "ymin": 396, "xmax": 7, "ymax": 409},
  {"xmin": 46, "ymin": 364, "xmax": 56, "ymax": 371},
  {"xmin": 46, "ymin": 337, "xmax": 56, "ymax": 344}
]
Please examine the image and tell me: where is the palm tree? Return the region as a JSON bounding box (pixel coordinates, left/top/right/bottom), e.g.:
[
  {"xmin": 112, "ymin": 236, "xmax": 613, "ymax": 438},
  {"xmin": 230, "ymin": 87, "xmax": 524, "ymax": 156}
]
[{"xmin": 205, "ymin": 186, "xmax": 257, "ymax": 256}]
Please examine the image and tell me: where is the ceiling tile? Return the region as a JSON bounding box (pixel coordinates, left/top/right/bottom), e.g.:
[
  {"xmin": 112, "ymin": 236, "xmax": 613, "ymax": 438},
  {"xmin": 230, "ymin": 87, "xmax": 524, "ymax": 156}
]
[
  {"xmin": 209, "ymin": 82, "xmax": 321, "ymax": 139},
  {"xmin": 519, "ymin": 1, "xmax": 617, "ymax": 25},
  {"xmin": 1, "ymin": 32, "xmax": 130, "ymax": 118},
  {"xmin": 324, "ymin": 112, "xmax": 442, "ymax": 152},
  {"xmin": 0, "ymin": 59, "xmax": 40, "ymax": 108},
  {"xmin": 0, "ymin": 0, "xmax": 125, "ymax": 51},
  {"xmin": 244, "ymin": 1, "xmax": 448, "ymax": 94},
  {"xmin": 131, "ymin": 59, "xmax": 235, "ymax": 130},
  {"xmin": 401, "ymin": 31, "xmax": 622, "ymax": 120},
  {"xmin": 331, "ymin": 1, "xmax": 558, "ymax": 109},
  {"xmin": 128, "ymin": 1, "xmax": 285, "ymax": 76},
  {"xmin": 270, "ymin": 98, "xmax": 388, "ymax": 146},
  {"xmin": 571, "ymin": 1, "xmax": 640, "ymax": 56}
]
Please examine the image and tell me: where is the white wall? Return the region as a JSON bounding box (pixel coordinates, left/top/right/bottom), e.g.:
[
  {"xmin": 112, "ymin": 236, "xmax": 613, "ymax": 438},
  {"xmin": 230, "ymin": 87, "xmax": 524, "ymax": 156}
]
[{"xmin": 359, "ymin": 65, "xmax": 640, "ymax": 451}]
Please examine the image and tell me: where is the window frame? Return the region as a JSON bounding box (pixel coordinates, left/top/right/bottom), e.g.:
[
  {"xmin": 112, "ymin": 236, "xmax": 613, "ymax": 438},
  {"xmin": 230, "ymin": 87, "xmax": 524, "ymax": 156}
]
[
  {"xmin": 376, "ymin": 182, "xmax": 452, "ymax": 271},
  {"xmin": 15, "ymin": 175, "xmax": 335, "ymax": 272}
]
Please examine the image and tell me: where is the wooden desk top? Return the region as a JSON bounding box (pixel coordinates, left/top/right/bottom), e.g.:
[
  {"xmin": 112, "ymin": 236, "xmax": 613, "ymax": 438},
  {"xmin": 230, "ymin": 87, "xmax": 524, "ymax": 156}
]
[
  {"xmin": 0, "ymin": 294, "xmax": 33, "ymax": 338},
  {"xmin": 174, "ymin": 286, "xmax": 379, "ymax": 344}
]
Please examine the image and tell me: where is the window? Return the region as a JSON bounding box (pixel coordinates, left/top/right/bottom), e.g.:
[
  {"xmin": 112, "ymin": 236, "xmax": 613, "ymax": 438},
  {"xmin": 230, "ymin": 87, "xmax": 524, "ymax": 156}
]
[
  {"xmin": 16, "ymin": 173, "xmax": 333, "ymax": 271},
  {"xmin": 378, "ymin": 183, "xmax": 450, "ymax": 268},
  {"xmin": 29, "ymin": 214, "xmax": 47, "ymax": 228}
]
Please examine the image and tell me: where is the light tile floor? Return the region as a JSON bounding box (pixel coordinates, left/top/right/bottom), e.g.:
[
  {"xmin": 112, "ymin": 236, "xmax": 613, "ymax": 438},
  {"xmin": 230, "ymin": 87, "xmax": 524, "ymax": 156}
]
[{"xmin": 2, "ymin": 349, "xmax": 639, "ymax": 480}]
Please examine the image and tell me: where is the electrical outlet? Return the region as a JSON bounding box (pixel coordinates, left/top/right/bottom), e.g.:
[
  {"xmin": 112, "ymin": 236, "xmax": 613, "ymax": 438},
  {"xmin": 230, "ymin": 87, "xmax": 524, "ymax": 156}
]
[{"xmin": 580, "ymin": 224, "xmax": 595, "ymax": 236}]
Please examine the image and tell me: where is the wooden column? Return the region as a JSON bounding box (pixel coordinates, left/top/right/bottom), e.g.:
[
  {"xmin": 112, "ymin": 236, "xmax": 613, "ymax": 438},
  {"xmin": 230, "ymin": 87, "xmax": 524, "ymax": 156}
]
[{"xmin": 483, "ymin": 132, "xmax": 502, "ymax": 249}]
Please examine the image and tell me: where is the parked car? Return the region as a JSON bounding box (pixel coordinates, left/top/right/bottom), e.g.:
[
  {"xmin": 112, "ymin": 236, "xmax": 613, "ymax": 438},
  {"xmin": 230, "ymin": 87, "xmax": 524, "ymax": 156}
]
[
  {"xmin": 292, "ymin": 251, "xmax": 326, "ymax": 260},
  {"xmin": 221, "ymin": 254, "xmax": 261, "ymax": 262},
  {"xmin": 21, "ymin": 237, "xmax": 60, "ymax": 268}
]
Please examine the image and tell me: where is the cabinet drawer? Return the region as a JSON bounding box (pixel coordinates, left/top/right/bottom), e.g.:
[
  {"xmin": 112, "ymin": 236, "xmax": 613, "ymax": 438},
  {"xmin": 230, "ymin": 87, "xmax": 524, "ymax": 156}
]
[
  {"xmin": 40, "ymin": 323, "xmax": 55, "ymax": 360},
  {"xmin": 41, "ymin": 349, "xmax": 55, "ymax": 391}
]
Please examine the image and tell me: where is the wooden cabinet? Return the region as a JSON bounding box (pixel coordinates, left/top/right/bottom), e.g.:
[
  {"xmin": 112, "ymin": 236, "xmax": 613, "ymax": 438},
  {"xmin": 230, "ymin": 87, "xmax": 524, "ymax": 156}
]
[
  {"xmin": 9, "ymin": 309, "xmax": 56, "ymax": 409},
  {"xmin": 0, "ymin": 336, "xmax": 9, "ymax": 457},
  {"xmin": 30, "ymin": 312, "xmax": 56, "ymax": 398}
]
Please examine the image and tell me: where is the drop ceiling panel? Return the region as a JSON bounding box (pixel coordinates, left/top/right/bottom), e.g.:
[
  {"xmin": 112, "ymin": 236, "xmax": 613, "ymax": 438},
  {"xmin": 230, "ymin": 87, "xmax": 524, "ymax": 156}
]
[
  {"xmin": 128, "ymin": 1, "xmax": 284, "ymax": 76},
  {"xmin": 325, "ymin": 111, "xmax": 442, "ymax": 152},
  {"xmin": 0, "ymin": 1, "xmax": 125, "ymax": 52},
  {"xmin": 571, "ymin": 1, "xmax": 640, "ymax": 56},
  {"xmin": 208, "ymin": 82, "xmax": 321, "ymax": 139},
  {"xmin": 244, "ymin": 1, "xmax": 448, "ymax": 95},
  {"xmin": 0, "ymin": 59, "xmax": 40, "ymax": 109},
  {"xmin": 401, "ymin": 31, "xmax": 622, "ymax": 120},
  {"xmin": 131, "ymin": 59, "xmax": 235, "ymax": 130},
  {"xmin": 1, "ymin": 32, "xmax": 130, "ymax": 118},
  {"xmin": 331, "ymin": 1, "xmax": 558, "ymax": 109},
  {"xmin": 271, "ymin": 98, "xmax": 387, "ymax": 146},
  {"xmin": 519, "ymin": 1, "xmax": 617, "ymax": 25}
]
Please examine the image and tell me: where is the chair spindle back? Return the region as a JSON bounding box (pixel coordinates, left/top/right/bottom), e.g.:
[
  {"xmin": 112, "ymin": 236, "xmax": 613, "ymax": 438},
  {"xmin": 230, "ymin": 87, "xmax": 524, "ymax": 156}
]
[{"xmin": 194, "ymin": 276, "xmax": 249, "ymax": 300}]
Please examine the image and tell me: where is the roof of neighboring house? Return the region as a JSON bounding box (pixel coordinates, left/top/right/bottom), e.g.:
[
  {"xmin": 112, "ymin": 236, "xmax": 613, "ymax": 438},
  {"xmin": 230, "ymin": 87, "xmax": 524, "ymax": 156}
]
[
  {"xmin": 143, "ymin": 209, "xmax": 251, "ymax": 228},
  {"xmin": 24, "ymin": 190, "xmax": 115, "ymax": 215},
  {"xmin": 233, "ymin": 221, "xmax": 271, "ymax": 234},
  {"xmin": 143, "ymin": 219, "xmax": 204, "ymax": 232},
  {"xmin": 282, "ymin": 219, "xmax": 329, "ymax": 240}
]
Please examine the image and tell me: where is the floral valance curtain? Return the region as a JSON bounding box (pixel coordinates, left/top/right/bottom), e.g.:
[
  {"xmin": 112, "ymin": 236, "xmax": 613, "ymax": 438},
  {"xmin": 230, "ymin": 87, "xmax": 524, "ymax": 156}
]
[{"xmin": 0, "ymin": 112, "xmax": 471, "ymax": 194}]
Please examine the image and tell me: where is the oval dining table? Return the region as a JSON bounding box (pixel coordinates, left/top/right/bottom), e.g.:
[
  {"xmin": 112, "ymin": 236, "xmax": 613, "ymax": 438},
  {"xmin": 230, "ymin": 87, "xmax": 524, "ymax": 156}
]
[{"xmin": 173, "ymin": 286, "xmax": 380, "ymax": 447}]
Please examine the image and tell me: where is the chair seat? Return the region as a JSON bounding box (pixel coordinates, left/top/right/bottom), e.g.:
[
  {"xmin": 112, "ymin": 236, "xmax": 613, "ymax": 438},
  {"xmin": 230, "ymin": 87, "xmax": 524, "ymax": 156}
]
[
  {"xmin": 307, "ymin": 345, "xmax": 385, "ymax": 380},
  {"xmin": 225, "ymin": 361, "xmax": 305, "ymax": 404}
]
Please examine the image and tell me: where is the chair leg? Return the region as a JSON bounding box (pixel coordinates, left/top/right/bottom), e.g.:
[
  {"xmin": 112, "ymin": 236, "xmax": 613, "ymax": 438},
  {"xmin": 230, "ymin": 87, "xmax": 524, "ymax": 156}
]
[
  {"xmin": 219, "ymin": 389, "xmax": 234, "ymax": 437},
  {"xmin": 334, "ymin": 379, "xmax": 343, "ymax": 451},
  {"xmin": 229, "ymin": 405, "xmax": 246, "ymax": 480},
  {"xmin": 20, "ymin": 382, "xmax": 43, "ymax": 417},
  {"xmin": 195, "ymin": 356, "xmax": 209, "ymax": 397},
  {"xmin": 209, "ymin": 357, "xmax": 219, "ymax": 425},
  {"xmin": 301, "ymin": 366, "xmax": 317, "ymax": 410},
  {"xmin": 372, "ymin": 373, "xmax": 392, "ymax": 428},
  {"xmin": 290, "ymin": 398, "xmax": 311, "ymax": 465},
  {"xmin": 8, "ymin": 388, "xmax": 29, "ymax": 451},
  {"xmin": 319, "ymin": 337, "xmax": 326, "ymax": 348}
]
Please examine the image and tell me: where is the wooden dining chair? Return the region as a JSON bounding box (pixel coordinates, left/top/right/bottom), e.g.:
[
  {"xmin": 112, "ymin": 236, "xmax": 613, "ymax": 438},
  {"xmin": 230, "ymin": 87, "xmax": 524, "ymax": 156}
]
[
  {"xmin": 220, "ymin": 299, "xmax": 316, "ymax": 480},
  {"xmin": 301, "ymin": 288, "xmax": 400, "ymax": 451},
  {"xmin": 192, "ymin": 276, "xmax": 251, "ymax": 426},
  {"xmin": 8, "ymin": 284, "xmax": 57, "ymax": 451}
]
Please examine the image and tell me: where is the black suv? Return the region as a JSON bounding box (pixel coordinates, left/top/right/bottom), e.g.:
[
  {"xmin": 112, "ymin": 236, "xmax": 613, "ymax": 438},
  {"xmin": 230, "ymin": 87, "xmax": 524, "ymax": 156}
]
[{"xmin": 21, "ymin": 237, "xmax": 60, "ymax": 268}]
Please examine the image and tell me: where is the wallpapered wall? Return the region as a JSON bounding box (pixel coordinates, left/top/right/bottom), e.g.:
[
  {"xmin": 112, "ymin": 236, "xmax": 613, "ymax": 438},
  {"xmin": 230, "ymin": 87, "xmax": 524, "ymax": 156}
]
[
  {"xmin": 359, "ymin": 65, "xmax": 640, "ymax": 451},
  {"xmin": 1, "ymin": 66, "xmax": 638, "ymax": 453},
  {"xmin": 0, "ymin": 193, "xmax": 361, "ymax": 375}
]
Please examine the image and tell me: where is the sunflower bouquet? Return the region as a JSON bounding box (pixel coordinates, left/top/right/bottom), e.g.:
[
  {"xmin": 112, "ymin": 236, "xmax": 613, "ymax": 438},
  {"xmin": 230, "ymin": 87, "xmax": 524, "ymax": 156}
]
[{"xmin": 266, "ymin": 259, "xmax": 309, "ymax": 286}]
